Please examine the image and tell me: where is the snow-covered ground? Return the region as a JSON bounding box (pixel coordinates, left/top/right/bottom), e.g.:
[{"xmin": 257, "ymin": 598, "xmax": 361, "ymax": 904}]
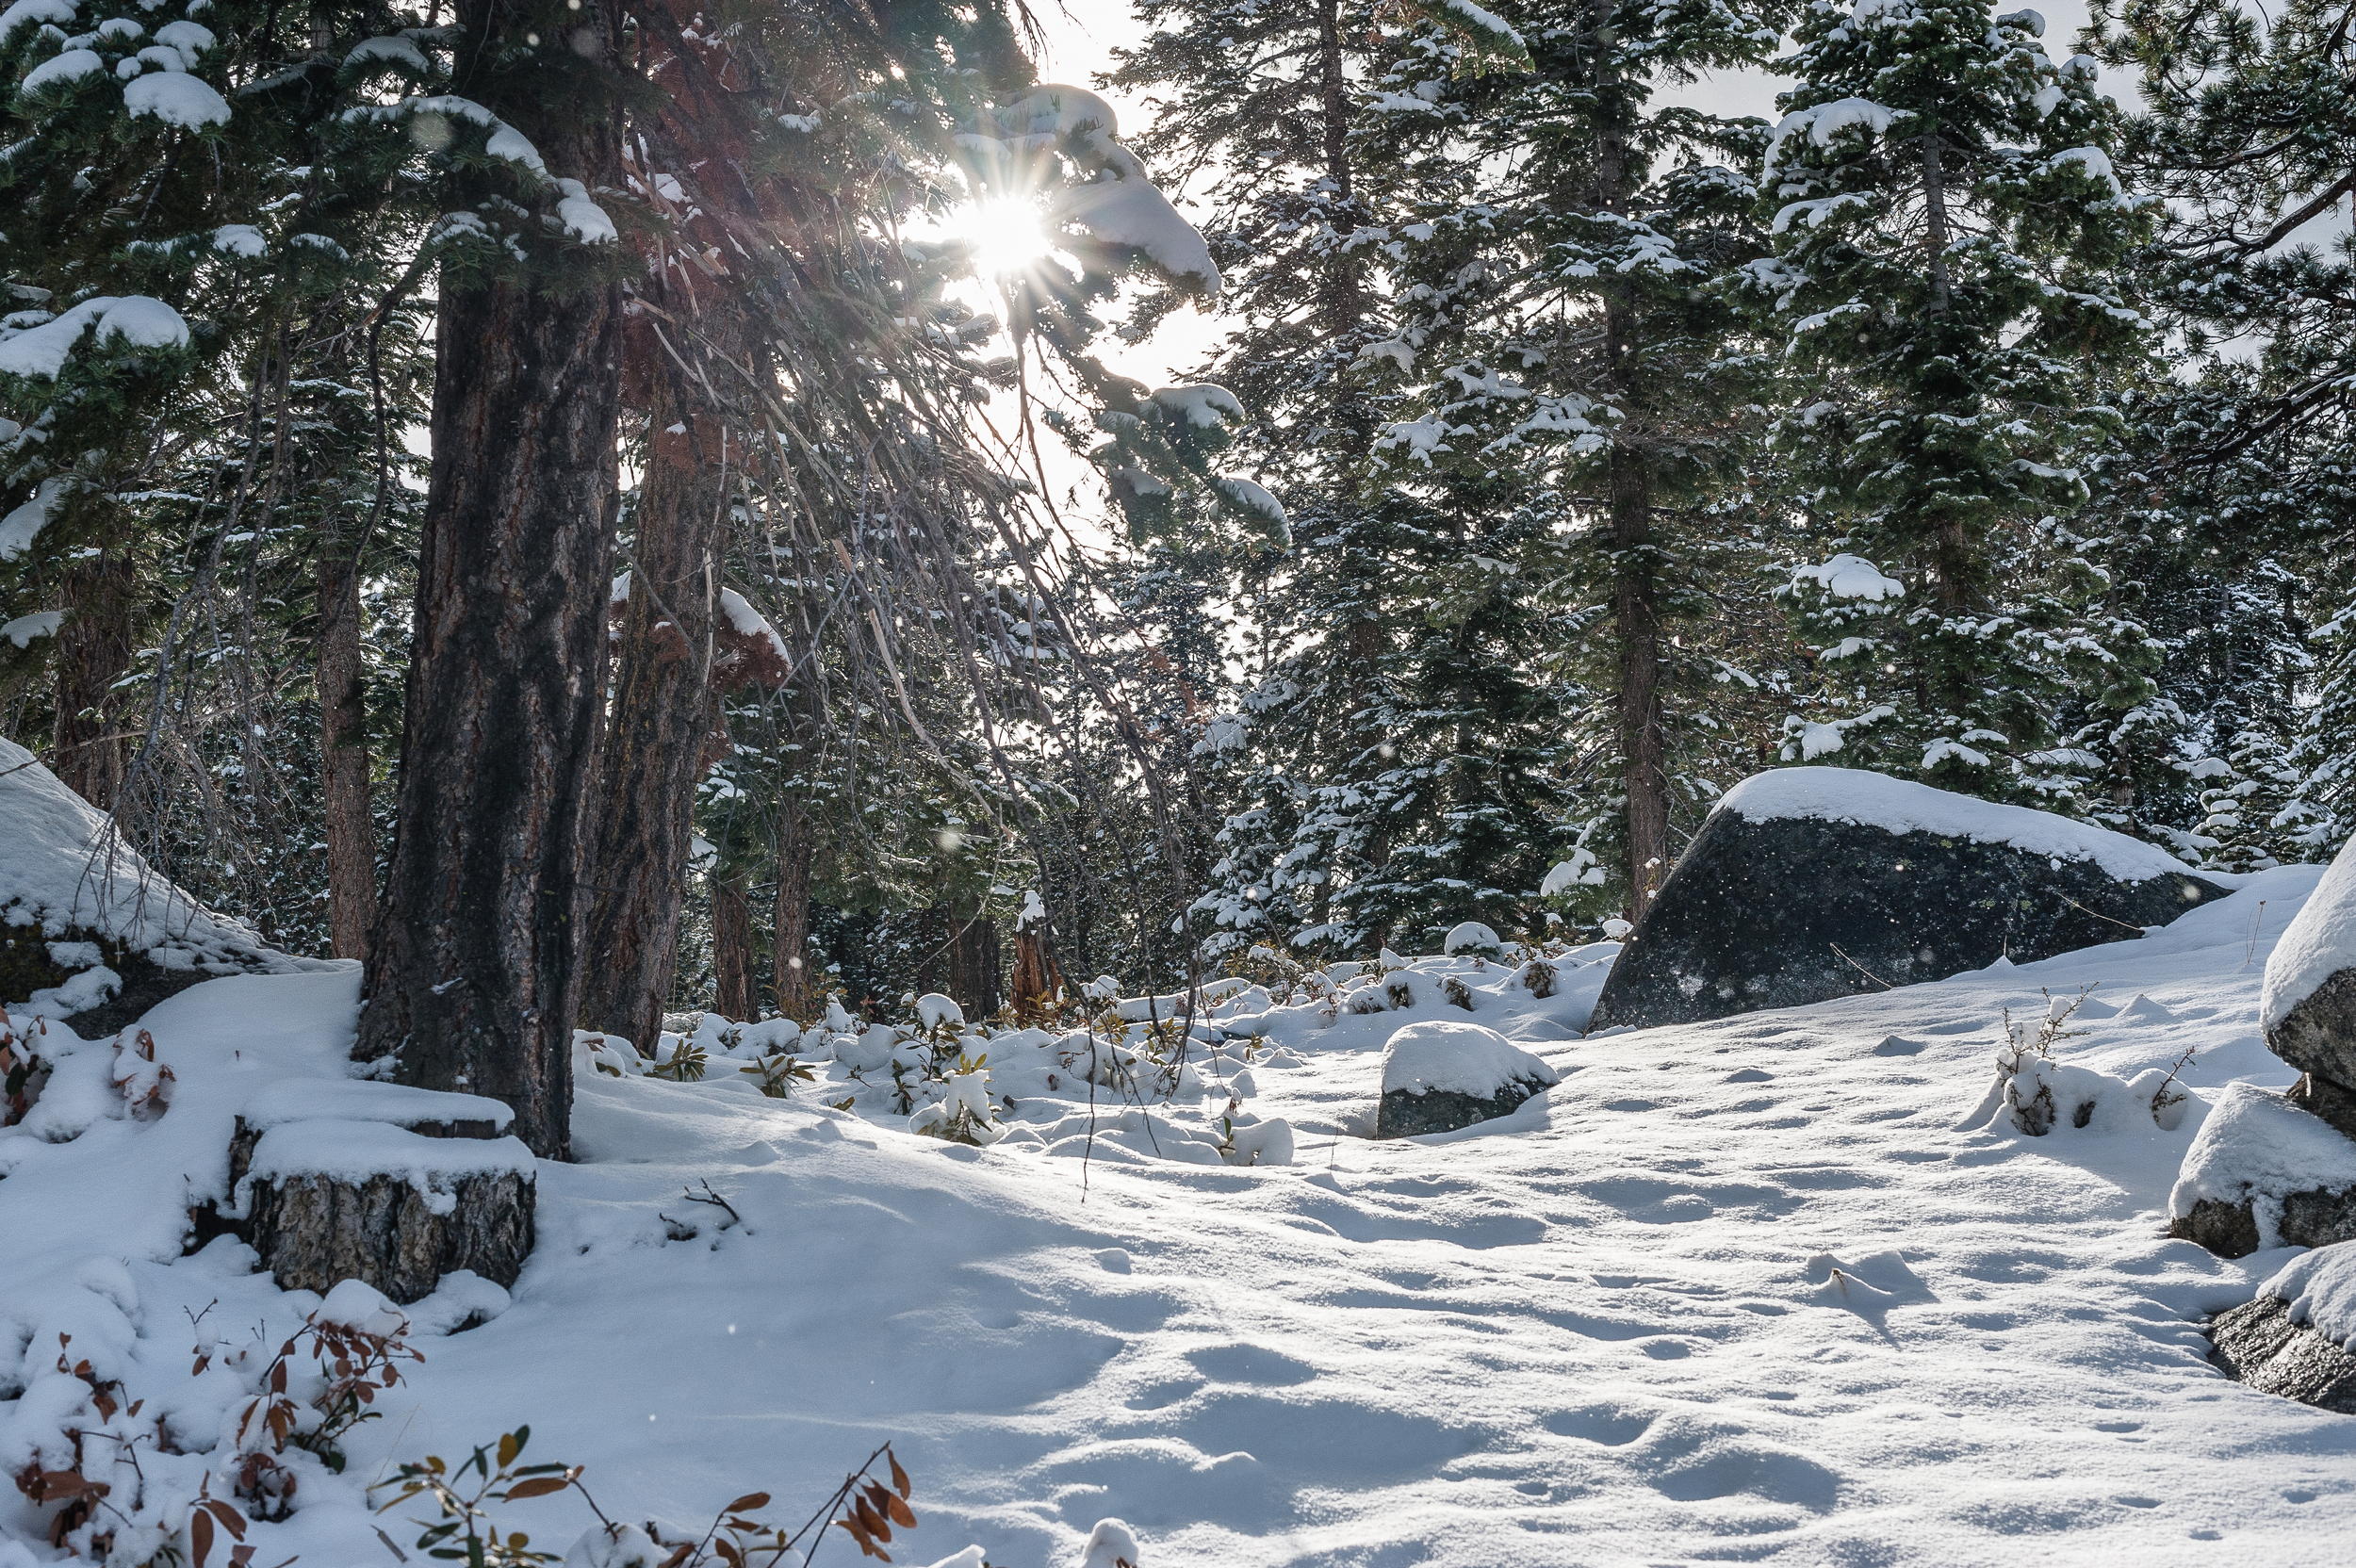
[{"xmin": 6, "ymin": 864, "xmax": 2353, "ymax": 1566}]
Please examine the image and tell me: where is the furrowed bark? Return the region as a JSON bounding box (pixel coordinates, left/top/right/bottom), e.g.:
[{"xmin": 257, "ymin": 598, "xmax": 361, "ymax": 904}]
[
  {"xmin": 53, "ymin": 549, "xmax": 137, "ymax": 813},
  {"xmin": 353, "ymin": 0, "xmax": 624, "ymax": 1160},
  {"xmin": 580, "ymin": 330, "xmax": 727, "ymax": 1055},
  {"xmin": 712, "ymin": 873, "xmax": 758, "ymax": 1021},
  {"xmin": 316, "ymin": 548, "xmax": 372, "ymax": 960}
]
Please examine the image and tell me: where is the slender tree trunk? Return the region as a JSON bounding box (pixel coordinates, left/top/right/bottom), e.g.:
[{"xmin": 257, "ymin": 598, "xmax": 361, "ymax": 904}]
[
  {"xmin": 711, "ymin": 874, "xmax": 758, "ymax": 1021},
  {"xmin": 1595, "ymin": 113, "xmax": 1670, "ymax": 918},
  {"xmin": 316, "ymin": 549, "xmax": 372, "ymax": 959},
  {"xmin": 53, "ymin": 550, "xmax": 136, "ymax": 812},
  {"xmin": 352, "ymin": 0, "xmax": 623, "ymax": 1160},
  {"xmin": 579, "ymin": 333, "xmax": 728, "ymax": 1053},
  {"xmin": 772, "ymin": 801, "xmax": 812, "ymax": 1018},
  {"xmin": 1921, "ymin": 131, "xmax": 1954, "ymax": 311}
]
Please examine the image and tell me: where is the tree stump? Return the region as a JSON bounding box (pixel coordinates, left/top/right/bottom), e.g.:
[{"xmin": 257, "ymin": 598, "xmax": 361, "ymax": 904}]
[{"xmin": 221, "ymin": 1082, "xmax": 536, "ymax": 1304}]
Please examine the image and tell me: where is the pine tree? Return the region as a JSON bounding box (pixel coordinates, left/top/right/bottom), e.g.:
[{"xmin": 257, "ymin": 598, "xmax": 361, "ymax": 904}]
[
  {"xmin": 1356, "ymin": 0, "xmax": 1788, "ymax": 920},
  {"xmin": 1746, "ymin": 0, "xmax": 2151, "ymax": 804}
]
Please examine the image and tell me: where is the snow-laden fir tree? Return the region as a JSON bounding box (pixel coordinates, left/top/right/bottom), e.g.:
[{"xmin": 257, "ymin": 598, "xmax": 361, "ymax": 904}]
[
  {"xmin": 2086, "ymin": 0, "xmax": 2356, "ymax": 857},
  {"xmin": 1359, "ymin": 0, "xmax": 1789, "ymax": 921},
  {"xmin": 1744, "ymin": 0, "xmax": 2154, "ymax": 806}
]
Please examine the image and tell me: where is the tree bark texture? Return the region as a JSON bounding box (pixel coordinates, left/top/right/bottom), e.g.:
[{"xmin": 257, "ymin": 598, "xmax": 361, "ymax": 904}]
[
  {"xmin": 1611, "ymin": 443, "xmax": 1668, "ymax": 915},
  {"xmin": 1010, "ymin": 923, "xmax": 1063, "ymax": 1018},
  {"xmin": 772, "ymin": 801, "xmax": 812, "ymax": 1019},
  {"xmin": 579, "ymin": 326, "xmax": 728, "ymax": 1054},
  {"xmin": 945, "ymin": 906, "xmax": 1002, "ymax": 1020},
  {"xmin": 53, "ymin": 550, "xmax": 137, "ymax": 813},
  {"xmin": 316, "ymin": 549, "xmax": 373, "ymax": 960},
  {"xmin": 711, "ymin": 874, "xmax": 758, "ymax": 1021},
  {"xmin": 352, "ymin": 0, "xmax": 624, "ymax": 1160}
]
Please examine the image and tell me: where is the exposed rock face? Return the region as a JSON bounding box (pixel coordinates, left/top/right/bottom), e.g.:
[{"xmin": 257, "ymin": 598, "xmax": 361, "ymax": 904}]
[
  {"xmin": 2261, "ymin": 834, "xmax": 2356, "ymax": 1094},
  {"xmin": 2271, "ymin": 971, "xmax": 2356, "ymax": 1090},
  {"xmin": 1376, "ymin": 1081, "xmax": 1546, "ymax": 1139},
  {"xmin": 2171, "ymin": 1190, "xmax": 2356, "ymax": 1261},
  {"xmin": 2207, "ymin": 1296, "xmax": 2356, "ymax": 1413},
  {"xmin": 1590, "ymin": 770, "xmax": 2227, "ymax": 1031}
]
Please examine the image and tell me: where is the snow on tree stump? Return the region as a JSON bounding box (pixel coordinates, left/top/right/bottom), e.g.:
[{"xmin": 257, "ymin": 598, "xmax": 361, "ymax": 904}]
[
  {"xmin": 1374, "ymin": 1021, "xmax": 1558, "ymax": 1140},
  {"xmin": 2262, "ymin": 834, "xmax": 2356, "ymax": 1114},
  {"xmin": 228, "ymin": 1080, "xmax": 535, "ymax": 1304},
  {"xmin": 2167, "ymin": 1084, "xmax": 2356, "ymax": 1259},
  {"xmin": 1589, "ymin": 768, "xmax": 2229, "ymax": 1031}
]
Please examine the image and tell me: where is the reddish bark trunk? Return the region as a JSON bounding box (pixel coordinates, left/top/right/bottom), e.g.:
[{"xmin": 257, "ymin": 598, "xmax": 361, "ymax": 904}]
[
  {"xmin": 711, "ymin": 874, "xmax": 758, "ymax": 1021},
  {"xmin": 772, "ymin": 802, "xmax": 812, "ymax": 1019},
  {"xmin": 579, "ymin": 330, "xmax": 729, "ymax": 1054},
  {"xmin": 317, "ymin": 549, "xmax": 372, "ymax": 960}
]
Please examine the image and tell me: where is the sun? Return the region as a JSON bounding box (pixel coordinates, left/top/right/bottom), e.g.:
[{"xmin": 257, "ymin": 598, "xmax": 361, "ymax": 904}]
[{"xmin": 948, "ymin": 195, "xmax": 1055, "ymax": 279}]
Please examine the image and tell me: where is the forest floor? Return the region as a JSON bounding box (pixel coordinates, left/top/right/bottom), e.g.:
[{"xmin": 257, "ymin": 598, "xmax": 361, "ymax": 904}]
[{"xmin": 5, "ymin": 863, "xmax": 2352, "ymax": 1567}]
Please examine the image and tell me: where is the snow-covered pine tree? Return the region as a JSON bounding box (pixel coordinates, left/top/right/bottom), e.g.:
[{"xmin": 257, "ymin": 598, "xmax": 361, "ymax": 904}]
[
  {"xmin": 1745, "ymin": 0, "xmax": 2152, "ymax": 805},
  {"xmin": 2087, "ymin": 0, "xmax": 2356, "ymax": 856},
  {"xmin": 1358, "ymin": 0, "xmax": 1788, "ymax": 921}
]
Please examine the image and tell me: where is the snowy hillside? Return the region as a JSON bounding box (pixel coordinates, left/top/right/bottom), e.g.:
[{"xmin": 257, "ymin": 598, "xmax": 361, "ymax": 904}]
[{"xmin": 6, "ymin": 868, "xmax": 2355, "ymax": 1565}]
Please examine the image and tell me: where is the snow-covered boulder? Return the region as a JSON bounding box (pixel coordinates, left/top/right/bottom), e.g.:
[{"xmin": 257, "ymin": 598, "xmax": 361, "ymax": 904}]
[
  {"xmin": 2262, "ymin": 832, "xmax": 2356, "ymax": 1119},
  {"xmin": 1589, "ymin": 768, "xmax": 2229, "ymax": 1030},
  {"xmin": 2167, "ymin": 1083, "xmax": 2356, "ymax": 1258},
  {"xmin": 2210, "ymin": 1241, "xmax": 2356, "ymax": 1413},
  {"xmin": 0, "ymin": 738, "xmax": 339, "ymax": 1037},
  {"xmin": 1374, "ymin": 1021, "xmax": 1558, "ymax": 1139}
]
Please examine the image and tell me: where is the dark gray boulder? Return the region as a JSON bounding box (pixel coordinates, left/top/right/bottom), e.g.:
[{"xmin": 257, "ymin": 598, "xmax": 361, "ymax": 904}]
[
  {"xmin": 1374, "ymin": 1020, "xmax": 1557, "ymax": 1140},
  {"xmin": 2166, "ymin": 1083, "xmax": 2356, "ymax": 1258},
  {"xmin": 1590, "ymin": 767, "xmax": 2227, "ymax": 1031},
  {"xmin": 1376, "ymin": 1081, "xmax": 1547, "ymax": 1139},
  {"xmin": 2208, "ymin": 1296, "xmax": 2356, "ymax": 1413}
]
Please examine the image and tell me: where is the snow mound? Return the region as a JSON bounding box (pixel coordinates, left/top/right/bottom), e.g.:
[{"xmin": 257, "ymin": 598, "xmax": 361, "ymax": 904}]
[
  {"xmin": 2169, "ymin": 1082, "xmax": 2356, "ymax": 1233},
  {"xmin": 237, "ymin": 1078, "xmax": 514, "ymax": 1134},
  {"xmin": 1716, "ymin": 766, "xmax": 2200, "ymax": 882},
  {"xmin": 0, "ymin": 738, "xmax": 338, "ymax": 989},
  {"xmin": 1381, "ymin": 1021, "xmax": 1557, "ymax": 1099},
  {"xmin": 2261, "ymin": 1243, "xmax": 2356, "ymax": 1351},
  {"xmin": 1441, "ymin": 921, "xmax": 1503, "ymax": 956},
  {"xmin": 2261, "ymin": 831, "xmax": 2356, "ymax": 1034}
]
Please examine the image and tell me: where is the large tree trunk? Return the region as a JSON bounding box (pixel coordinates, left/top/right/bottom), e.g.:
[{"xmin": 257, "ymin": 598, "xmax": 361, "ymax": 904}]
[
  {"xmin": 579, "ymin": 334, "xmax": 728, "ymax": 1054},
  {"xmin": 352, "ymin": 0, "xmax": 623, "ymax": 1161},
  {"xmin": 944, "ymin": 905, "xmax": 1001, "ymax": 1021},
  {"xmin": 316, "ymin": 548, "xmax": 372, "ymax": 960},
  {"xmin": 53, "ymin": 550, "xmax": 137, "ymax": 813},
  {"xmin": 772, "ymin": 801, "xmax": 812, "ymax": 1019},
  {"xmin": 711, "ymin": 874, "xmax": 758, "ymax": 1021}
]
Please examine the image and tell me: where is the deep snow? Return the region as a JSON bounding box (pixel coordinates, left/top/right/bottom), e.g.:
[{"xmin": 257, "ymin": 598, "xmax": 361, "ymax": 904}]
[{"xmin": 6, "ymin": 864, "xmax": 2356, "ymax": 1565}]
